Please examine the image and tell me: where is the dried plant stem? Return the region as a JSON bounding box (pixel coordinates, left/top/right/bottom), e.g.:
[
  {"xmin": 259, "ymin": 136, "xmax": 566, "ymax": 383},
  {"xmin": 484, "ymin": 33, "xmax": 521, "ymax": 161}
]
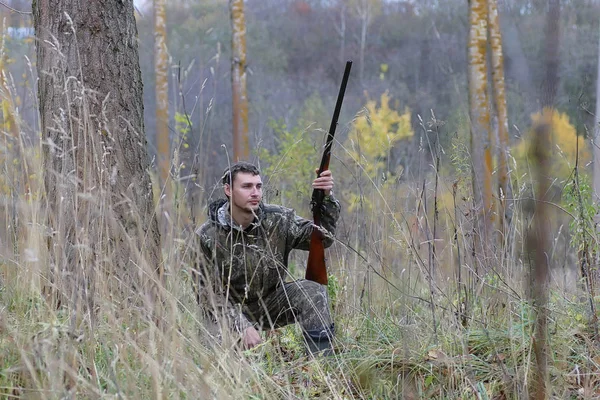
[{"xmin": 453, "ymin": 181, "xmax": 469, "ymax": 328}]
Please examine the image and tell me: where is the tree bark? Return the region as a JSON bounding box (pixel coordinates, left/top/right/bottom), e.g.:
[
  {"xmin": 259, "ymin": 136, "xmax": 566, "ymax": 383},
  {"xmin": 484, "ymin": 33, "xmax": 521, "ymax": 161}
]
[
  {"xmin": 488, "ymin": 0, "xmax": 513, "ymax": 233},
  {"xmin": 540, "ymin": 0, "xmax": 560, "ymax": 108},
  {"xmin": 230, "ymin": 0, "xmax": 249, "ymax": 161},
  {"xmin": 33, "ymin": 0, "xmax": 162, "ymax": 308},
  {"xmin": 499, "ymin": 1, "xmax": 535, "ymax": 111},
  {"xmin": 155, "ymin": 0, "xmax": 170, "ymax": 189},
  {"xmin": 468, "ymin": 0, "xmax": 493, "ymax": 253},
  {"xmin": 529, "ymin": 2, "xmax": 560, "ymax": 396},
  {"xmin": 528, "ymin": 121, "xmax": 551, "ymax": 400},
  {"xmin": 355, "ymin": 0, "xmax": 372, "ymax": 86},
  {"xmin": 336, "ymin": 3, "xmax": 346, "ymax": 65}
]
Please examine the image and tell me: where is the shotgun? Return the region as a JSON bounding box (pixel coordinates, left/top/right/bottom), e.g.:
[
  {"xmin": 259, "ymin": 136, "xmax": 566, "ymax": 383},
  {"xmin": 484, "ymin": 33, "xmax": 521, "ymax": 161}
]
[{"xmin": 305, "ymin": 60, "xmax": 352, "ymax": 285}]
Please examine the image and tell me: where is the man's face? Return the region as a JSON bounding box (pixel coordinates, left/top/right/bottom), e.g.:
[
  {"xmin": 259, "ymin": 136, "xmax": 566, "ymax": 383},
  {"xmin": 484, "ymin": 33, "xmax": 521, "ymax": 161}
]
[{"xmin": 225, "ymin": 172, "xmax": 263, "ymax": 213}]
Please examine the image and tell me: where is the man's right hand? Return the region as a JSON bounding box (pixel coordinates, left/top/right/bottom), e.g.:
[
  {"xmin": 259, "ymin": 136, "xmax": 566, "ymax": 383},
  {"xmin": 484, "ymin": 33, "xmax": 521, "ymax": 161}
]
[{"xmin": 242, "ymin": 326, "xmax": 263, "ymax": 349}]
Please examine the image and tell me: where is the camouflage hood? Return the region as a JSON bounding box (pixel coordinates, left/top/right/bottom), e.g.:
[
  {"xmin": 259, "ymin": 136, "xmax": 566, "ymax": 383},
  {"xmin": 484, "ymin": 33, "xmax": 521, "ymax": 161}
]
[
  {"xmin": 207, "ymin": 198, "xmax": 227, "ymax": 222},
  {"xmin": 207, "ymin": 198, "xmax": 269, "ymax": 231}
]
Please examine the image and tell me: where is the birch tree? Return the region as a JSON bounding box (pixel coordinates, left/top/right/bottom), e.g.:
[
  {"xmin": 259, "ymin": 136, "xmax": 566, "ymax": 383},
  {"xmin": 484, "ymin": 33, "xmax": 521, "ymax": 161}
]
[
  {"xmin": 488, "ymin": 0, "xmax": 512, "ymax": 232},
  {"xmin": 333, "ymin": 2, "xmax": 347, "ymax": 65},
  {"xmin": 155, "ymin": 0, "xmax": 170, "ymax": 189},
  {"xmin": 230, "ymin": 0, "xmax": 249, "ymax": 161},
  {"xmin": 350, "ymin": 0, "xmax": 381, "ymax": 85},
  {"xmin": 468, "ymin": 0, "xmax": 493, "ymax": 247}
]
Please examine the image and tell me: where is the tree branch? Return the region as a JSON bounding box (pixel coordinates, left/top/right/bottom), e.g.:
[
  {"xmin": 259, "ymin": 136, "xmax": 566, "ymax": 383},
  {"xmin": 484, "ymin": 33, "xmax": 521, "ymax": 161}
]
[{"xmin": 0, "ymin": 1, "xmax": 32, "ymax": 15}]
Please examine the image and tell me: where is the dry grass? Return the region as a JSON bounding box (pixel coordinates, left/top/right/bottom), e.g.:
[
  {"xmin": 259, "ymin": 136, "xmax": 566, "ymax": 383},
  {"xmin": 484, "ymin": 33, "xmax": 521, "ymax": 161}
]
[
  {"xmin": 2, "ymin": 130, "xmax": 599, "ymax": 399},
  {"xmin": 0, "ymin": 50, "xmax": 598, "ymax": 400}
]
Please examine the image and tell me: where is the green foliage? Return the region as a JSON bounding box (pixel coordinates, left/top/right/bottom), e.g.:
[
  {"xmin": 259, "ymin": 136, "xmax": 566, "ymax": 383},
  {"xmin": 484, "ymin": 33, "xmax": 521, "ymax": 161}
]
[
  {"xmin": 257, "ymin": 118, "xmax": 318, "ymax": 213},
  {"xmin": 513, "ymin": 108, "xmax": 590, "ymax": 184},
  {"xmin": 342, "ymin": 91, "xmax": 414, "ymax": 212},
  {"xmin": 347, "ymin": 91, "xmax": 413, "ymax": 178},
  {"xmin": 257, "ymin": 93, "xmax": 328, "ymax": 213},
  {"xmin": 327, "ymin": 273, "xmax": 340, "ymax": 309},
  {"xmin": 449, "ymin": 130, "xmax": 471, "ymax": 184},
  {"xmin": 175, "ymin": 111, "xmax": 192, "ymax": 146},
  {"xmin": 563, "ymin": 173, "xmax": 598, "ymax": 252},
  {"xmin": 167, "ymin": 1, "xmax": 230, "ymax": 56}
]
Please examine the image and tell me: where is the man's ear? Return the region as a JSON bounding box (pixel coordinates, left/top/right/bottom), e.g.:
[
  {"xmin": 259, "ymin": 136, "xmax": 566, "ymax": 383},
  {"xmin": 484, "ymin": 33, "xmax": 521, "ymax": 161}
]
[{"xmin": 224, "ymin": 183, "xmax": 231, "ymax": 198}]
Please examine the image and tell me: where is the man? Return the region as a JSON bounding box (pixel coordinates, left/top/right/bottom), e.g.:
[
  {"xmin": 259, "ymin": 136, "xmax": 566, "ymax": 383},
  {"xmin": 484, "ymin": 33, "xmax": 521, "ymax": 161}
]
[{"xmin": 193, "ymin": 161, "xmax": 340, "ymax": 354}]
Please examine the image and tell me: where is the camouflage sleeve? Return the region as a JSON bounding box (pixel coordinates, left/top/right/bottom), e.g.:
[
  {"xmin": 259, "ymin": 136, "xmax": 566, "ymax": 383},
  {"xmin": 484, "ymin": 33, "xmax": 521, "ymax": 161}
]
[
  {"xmin": 287, "ymin": 193, "xmax": 341, "ymax": 251},
  {"xmin": 194, "ymin": 229, "xmax": 253, "ymax": 334},
  {"xmin": 317, "ymin": 194, "xmax": 341, "ymax": 246}
]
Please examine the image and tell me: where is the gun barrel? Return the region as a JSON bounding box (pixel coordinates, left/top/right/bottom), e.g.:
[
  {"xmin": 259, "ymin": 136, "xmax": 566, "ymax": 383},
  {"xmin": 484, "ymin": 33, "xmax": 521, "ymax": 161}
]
[
  {"xmin": 306, "ymin": 61, "xmax": 352, "ymax": 286},
  {"xmin": 318, "ymin": 60, "xmax": 353, "ymax": 174}
]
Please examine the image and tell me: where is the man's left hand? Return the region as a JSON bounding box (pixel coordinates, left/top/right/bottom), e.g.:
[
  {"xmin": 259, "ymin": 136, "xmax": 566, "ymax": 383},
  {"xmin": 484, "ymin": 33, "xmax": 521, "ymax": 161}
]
[{"xmin": 313, "ymin": 169, "xmax": 334, "ymax": 196}]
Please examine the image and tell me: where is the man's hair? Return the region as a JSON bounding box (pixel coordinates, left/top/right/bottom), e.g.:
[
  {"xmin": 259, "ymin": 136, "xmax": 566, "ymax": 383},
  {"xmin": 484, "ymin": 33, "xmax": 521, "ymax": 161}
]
[{"xmin": 221, "ymin": 161, "xmax": 261, "ymax": 186}]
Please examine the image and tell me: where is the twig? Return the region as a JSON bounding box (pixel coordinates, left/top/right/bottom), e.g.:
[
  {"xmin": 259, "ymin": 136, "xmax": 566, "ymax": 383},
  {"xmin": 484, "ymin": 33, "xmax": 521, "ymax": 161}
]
[
  {"xmin": 418, "ymin": 113, "xmax": 439, "ymax": 343},
  {"xmin": 0, "ymin": 1, "xmax": 32, "ymax": 15}
]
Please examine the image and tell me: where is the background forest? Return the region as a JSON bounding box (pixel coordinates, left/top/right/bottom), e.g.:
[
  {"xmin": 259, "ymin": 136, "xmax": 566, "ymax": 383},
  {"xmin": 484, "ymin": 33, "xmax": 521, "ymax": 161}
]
[{"xmin": 1, "ymin": 0, "xmax": 600, "ymax": 398}]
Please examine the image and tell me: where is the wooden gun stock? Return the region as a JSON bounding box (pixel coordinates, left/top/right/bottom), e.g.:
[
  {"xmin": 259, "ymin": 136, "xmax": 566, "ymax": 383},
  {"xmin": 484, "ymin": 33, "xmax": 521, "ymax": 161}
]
[{"xmin": 305, "ymin": 61, "xmax": 352, "ymax": 285}]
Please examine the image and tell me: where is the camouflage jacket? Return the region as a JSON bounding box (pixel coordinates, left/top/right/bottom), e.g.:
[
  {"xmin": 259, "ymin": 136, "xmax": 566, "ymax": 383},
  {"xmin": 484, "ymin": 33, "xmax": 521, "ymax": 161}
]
[{"xmin": 194, "ymin": 195, "xmax": 340, "ymax": 333}]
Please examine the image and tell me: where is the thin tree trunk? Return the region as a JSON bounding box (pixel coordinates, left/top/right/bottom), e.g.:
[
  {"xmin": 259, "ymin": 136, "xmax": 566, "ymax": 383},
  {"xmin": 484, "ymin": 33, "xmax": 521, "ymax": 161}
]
[
  {"xmin": 33, "ymin": 0, "xmax": 162, "ymax": 307},
  {"xmin": 529, "ymin": 3, "xmax": 560, "ymax": 396},
  {"xmin": 540, "ymin": 0, "xmax": 560, "ymax": 109},
  {"xmin": 488, "ymin": 0, "xmax": 512, "ymax": 234},
  {"xmin": 418, "ymin": 37, "xmax": 431, "ymax": 94},
  {"xmin": 592, "ymin": 18, "xmax": 600, "ymax": 203},
  {"xmin": 358, "ymin": 0, "xmax": 370, "ymax": 85},
  {"xmin": 528, "ymin": 121, "xmax": 551, "ymax": 400},
  {"xmin": 230, "ymin": 0, "xmax": 249, "ymax": 161},
  {"xmin": 155, "ymin": 0, "xmax": 170, "ymax": 190},
  {"xmin": 499, "ymin": 0, "xmax": 535, "ymax": 111},
  {"xmin": 468, "ymin": 0, "xmax": 493, "ymax": 256},
  {"xmin": 338, "ymin": 4, "xmax": 346, "ymax": 65}
]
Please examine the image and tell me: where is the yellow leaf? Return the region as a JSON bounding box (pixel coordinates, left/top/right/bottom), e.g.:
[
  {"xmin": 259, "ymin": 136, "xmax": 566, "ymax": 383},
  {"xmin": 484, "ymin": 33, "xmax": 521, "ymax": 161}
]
[{"xmin": 513, "ymin": 108, "xmax": 589, "ymax": 181}]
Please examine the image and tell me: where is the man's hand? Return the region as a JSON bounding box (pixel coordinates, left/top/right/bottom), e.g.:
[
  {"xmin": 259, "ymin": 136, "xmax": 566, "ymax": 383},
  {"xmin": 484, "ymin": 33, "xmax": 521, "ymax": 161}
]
[
  {"xmin": 242, "ymin": 326, "xmax": 263, "ymax": 349},
  {"xmin": 313, "ymin": 169, "xmax": 334, "ymax": 196}
]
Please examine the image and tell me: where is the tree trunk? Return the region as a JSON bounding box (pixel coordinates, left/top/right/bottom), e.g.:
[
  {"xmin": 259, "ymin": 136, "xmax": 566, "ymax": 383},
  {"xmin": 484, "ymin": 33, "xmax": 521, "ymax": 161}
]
[
  {"xmin": 358, "ymin": 0, "xmax": 370, "ymax": 86},
  {"xmin": 33, "ymin": 0, "xmax": 162, "ymax": 308},
  {"xmin": 529, "ymin": 2, "xmax": 560, "ymax": 397},
  {"xmin": 338, "ymin": 3, "xmax": 346, "ymax": 65},
  {"xmin": 528, "ymin": 122, "xmax": 551, "ymax": 400},
  {"xmin": 468, "ymin": 0, "xmax": 493, "ymax": 254},
  {"xmin": 155, "ymin": 0, "xmax": 170, "ymax": 190},
  {"xmin": 488, "ymin": 0, "xmax": 512, "ymax": 234},
  {"xmin": 230, "ymin": 0, "xmax": 249, "ymax": 161},
  {"xmin": 540, "ymin": 0, "xmax": 560, "ymax": 108},
  {"xmin": 594, "ymin": 18, "xmax": 600, "ymax": 203},
  {"xmin": 499, "ymin": 1, "xmax": 535, "ymax": 112}
]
